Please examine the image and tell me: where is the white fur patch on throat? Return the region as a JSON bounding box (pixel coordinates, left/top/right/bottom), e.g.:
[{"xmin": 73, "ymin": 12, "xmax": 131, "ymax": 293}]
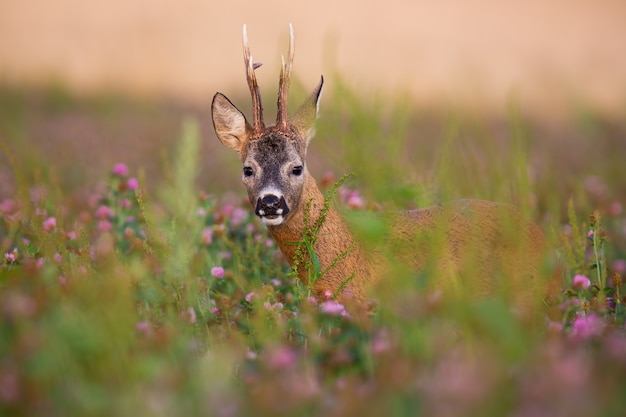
[{"xmin": 261, "ymin": 216, "xmax": 285, "ymax": 226}]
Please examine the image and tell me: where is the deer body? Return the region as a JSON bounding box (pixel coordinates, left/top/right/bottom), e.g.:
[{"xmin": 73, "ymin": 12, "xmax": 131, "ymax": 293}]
[{"xmin": 212, "ymin": 25, "xmax": 559, "ymax": 314}]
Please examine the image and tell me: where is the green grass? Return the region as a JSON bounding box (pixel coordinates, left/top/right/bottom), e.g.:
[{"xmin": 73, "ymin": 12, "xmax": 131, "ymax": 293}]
[{"xmin": 1, "ymin": 81, "xmax": 626, "ymax": 416}]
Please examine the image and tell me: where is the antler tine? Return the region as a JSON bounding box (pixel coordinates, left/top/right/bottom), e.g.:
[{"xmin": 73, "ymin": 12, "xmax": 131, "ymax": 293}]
[
  {"xmin": 276, "ymin": 23, "xmax": 295, "ymax": 129},
  {"xmin": 242, "ymin": 24, "xmax": 265, "ymax": 133}
]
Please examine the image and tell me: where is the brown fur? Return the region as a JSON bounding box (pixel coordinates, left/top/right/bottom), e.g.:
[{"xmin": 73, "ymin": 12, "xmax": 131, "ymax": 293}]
[{"xmin": 268, "ymin": 173, "xmax": 560, "ymax": 315}]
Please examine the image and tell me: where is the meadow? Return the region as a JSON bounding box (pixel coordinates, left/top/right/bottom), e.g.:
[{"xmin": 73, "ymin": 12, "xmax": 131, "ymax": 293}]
[{"xmin": 1, "ymin": 80, "xmax": 626, "ymax": 416}]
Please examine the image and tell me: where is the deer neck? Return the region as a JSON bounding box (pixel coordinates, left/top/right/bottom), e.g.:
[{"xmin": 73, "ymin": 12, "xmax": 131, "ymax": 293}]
[{"xmin": 267, "ymin": 172, "xmax": 370, "ymax": 293}]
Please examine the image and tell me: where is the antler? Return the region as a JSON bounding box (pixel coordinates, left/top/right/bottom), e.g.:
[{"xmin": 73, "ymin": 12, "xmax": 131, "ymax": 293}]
[
  {"xmin": 276, "ymin": 24, "xmax": 295, "ymax": 130},
  {"xmin": 242, "ymin": 24, "xmax": 265, "ymax": 133}
]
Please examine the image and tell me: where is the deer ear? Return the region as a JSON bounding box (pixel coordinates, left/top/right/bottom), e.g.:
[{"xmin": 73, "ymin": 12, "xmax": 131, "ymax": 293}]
[
  {"xmin": 211, "ymin": 93, "xmax": 252, "ymax": 152},
  {"xmin": 292, "ymin": 76, "xmax": 324, "ymax": 145}
]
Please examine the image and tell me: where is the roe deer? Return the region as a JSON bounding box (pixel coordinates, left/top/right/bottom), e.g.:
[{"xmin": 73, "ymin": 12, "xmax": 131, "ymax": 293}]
[{"xmin": 211, "ymin": 25, "xmax": 561, "ymax": 315}]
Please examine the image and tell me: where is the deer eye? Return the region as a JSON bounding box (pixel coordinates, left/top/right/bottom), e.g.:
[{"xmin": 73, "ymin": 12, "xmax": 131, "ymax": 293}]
[
  {"xmin": 243, "ymin": 166, "xmax": 254, "ymax": 177},
  {"xmin": 291, "ymin": 165, "xmax": 303, "ymax": 176}
]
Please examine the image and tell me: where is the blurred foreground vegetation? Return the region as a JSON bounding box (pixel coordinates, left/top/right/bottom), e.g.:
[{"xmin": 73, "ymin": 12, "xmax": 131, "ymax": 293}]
[{"xmin": 1, "ymin": 82, "xmax": 626, "ymax": 416}]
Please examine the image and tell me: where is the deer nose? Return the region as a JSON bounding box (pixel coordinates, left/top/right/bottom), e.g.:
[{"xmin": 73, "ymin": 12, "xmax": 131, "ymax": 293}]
[
  {"xmin": 261, "ymin": 194, "xmax": 280, "ymax": 208},
  {"xmin": 255, "ymin": 194, "xmax": 290, "ymax": 218}
]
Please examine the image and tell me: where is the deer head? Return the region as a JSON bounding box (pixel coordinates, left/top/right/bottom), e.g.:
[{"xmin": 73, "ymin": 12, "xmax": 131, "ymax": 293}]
[{"xmin": 211, "ymin": 25, "xmax": 324, "ymax": 226}]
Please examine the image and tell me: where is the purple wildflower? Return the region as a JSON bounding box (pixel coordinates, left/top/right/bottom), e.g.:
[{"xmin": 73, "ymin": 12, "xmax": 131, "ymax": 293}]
[
  {"xmin": 42, "ymin": 217, "xmax": 57, "ymax": 232},
  {"xmin": 613, "ymin": 259, "xmax": 626, "ymax": 274},
  {"xmin": 4, "ymin": 249, "xmax": 17, "ymax": 264},
  {"xmin": 231, "ymin": 207, "xmax": 247, "ymax": 226},
  {"xmin": 370, "ymin": 331, "xmax": 392, "ymax": 354},
  {"xmin": 112, "ymin": 163, "xmax": 129, "ymax": 177},
  {"xmin": 320, "ymin": 300, "xmax": 350, "ymax": 317},
  {"xmin": 186, "ymin": 307, "xmax": 197, "ymax": 324},
  {"xmin": 208, "ymin": 299, "xmax": 219, "ymax": 314},
  {"xmin": 220, "ymin": 204, "xmax": 235, "ymax": 217},
  {"xmin": 267, "ymin": 346, "xmax": 297, "ymax": 369},
  {"xmin": 571, "ymin": 314, "xmax": 605, "ymax": 340},
  {"xmin": 0, "ymin": 199, "xmax": 16, "ymax": 214},
  {"xmin": 98, "ymin": 220, "xmax": 113, "ymax": 232},
  {"xmin": 201, "ymin": 227, "xmax": 213, "ymax": 245},
  {"xmin": 547, "ymin": 321, "xmax": 564, "ymax": 334},
  {"xmin": 264, "ymin": 301, "xmax": 284, "ymax": 311},
  {"xmin": 340, "ymin": 188, "xmax": 365, "ymax": 209},
  {"xmin": 572, "ymin": 274, "xmax": 591, "ymax": 290},
  {"xmin": 211, "ymin": 266, "xmax": 225, "ymax": 279},
  {"xmin": 135, "ymin": 321, "xmax": 152, "ymax": 338},
  {"xmin": 96, "ymin": 205, "xmax": 113, "ymax": 219},
  {"xmin": 126, "ymin": 177, "xmax": 139, "ymax": 190},
  {"xmin": 347, "ymin": 193, "xmax": 364, "ymax": 209}
]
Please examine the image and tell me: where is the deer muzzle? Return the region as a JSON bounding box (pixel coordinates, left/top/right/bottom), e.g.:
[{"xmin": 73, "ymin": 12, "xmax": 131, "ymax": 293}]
[{"xmin": 255, "ymin": 194, "xmax": 290, "ymax": 226}]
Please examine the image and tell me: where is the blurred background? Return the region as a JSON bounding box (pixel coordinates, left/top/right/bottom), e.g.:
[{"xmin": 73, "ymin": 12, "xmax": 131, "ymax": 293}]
[
  {"xmin": 1, "ymin": 0, "xmax": 625, "ymax": 203},
  {"xmin": 2, "ymin": 0, "xmax": 625, "ymax": 113}
]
